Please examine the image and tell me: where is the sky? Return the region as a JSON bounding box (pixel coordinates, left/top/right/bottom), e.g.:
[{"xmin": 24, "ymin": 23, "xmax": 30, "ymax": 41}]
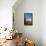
[{"xmin": 24, "ymin": 13, "xmax": 33, "ymax": 19}]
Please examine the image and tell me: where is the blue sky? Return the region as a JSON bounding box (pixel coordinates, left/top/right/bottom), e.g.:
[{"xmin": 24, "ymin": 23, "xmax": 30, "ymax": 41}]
[{"xmin": 24, "ymin": 13, "xmax": 33, "ymax": 19}]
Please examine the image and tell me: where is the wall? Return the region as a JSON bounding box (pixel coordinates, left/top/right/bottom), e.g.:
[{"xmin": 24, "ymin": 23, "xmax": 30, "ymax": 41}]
[
  {"xmin": 0, "ymin": 0, "xmax": 16, "ymax": 30},
  {"xmin": 13, "ymin": 0, "xmax": 41, "ymax": 46},
  {"xmin": 41, "ymin": 0, "xmax": 46, "ymax": 46}
]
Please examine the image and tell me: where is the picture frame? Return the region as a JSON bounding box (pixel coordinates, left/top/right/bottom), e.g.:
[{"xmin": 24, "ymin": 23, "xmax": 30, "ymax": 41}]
[{"xmin": 24, "ymin": 13, "xmax": 33, "ymax": 25}]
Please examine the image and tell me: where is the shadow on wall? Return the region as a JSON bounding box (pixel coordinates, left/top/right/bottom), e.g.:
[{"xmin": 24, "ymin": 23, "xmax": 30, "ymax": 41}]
[{"xmin": 23, "ymin": 33, "xmax": 41, "ymax": 46}]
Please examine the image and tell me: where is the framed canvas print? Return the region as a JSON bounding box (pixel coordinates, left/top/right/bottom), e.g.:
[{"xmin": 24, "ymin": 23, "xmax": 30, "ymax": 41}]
[{"xmin": 24, "ymin": 13, "xmax": 33, "ymax": 25}]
